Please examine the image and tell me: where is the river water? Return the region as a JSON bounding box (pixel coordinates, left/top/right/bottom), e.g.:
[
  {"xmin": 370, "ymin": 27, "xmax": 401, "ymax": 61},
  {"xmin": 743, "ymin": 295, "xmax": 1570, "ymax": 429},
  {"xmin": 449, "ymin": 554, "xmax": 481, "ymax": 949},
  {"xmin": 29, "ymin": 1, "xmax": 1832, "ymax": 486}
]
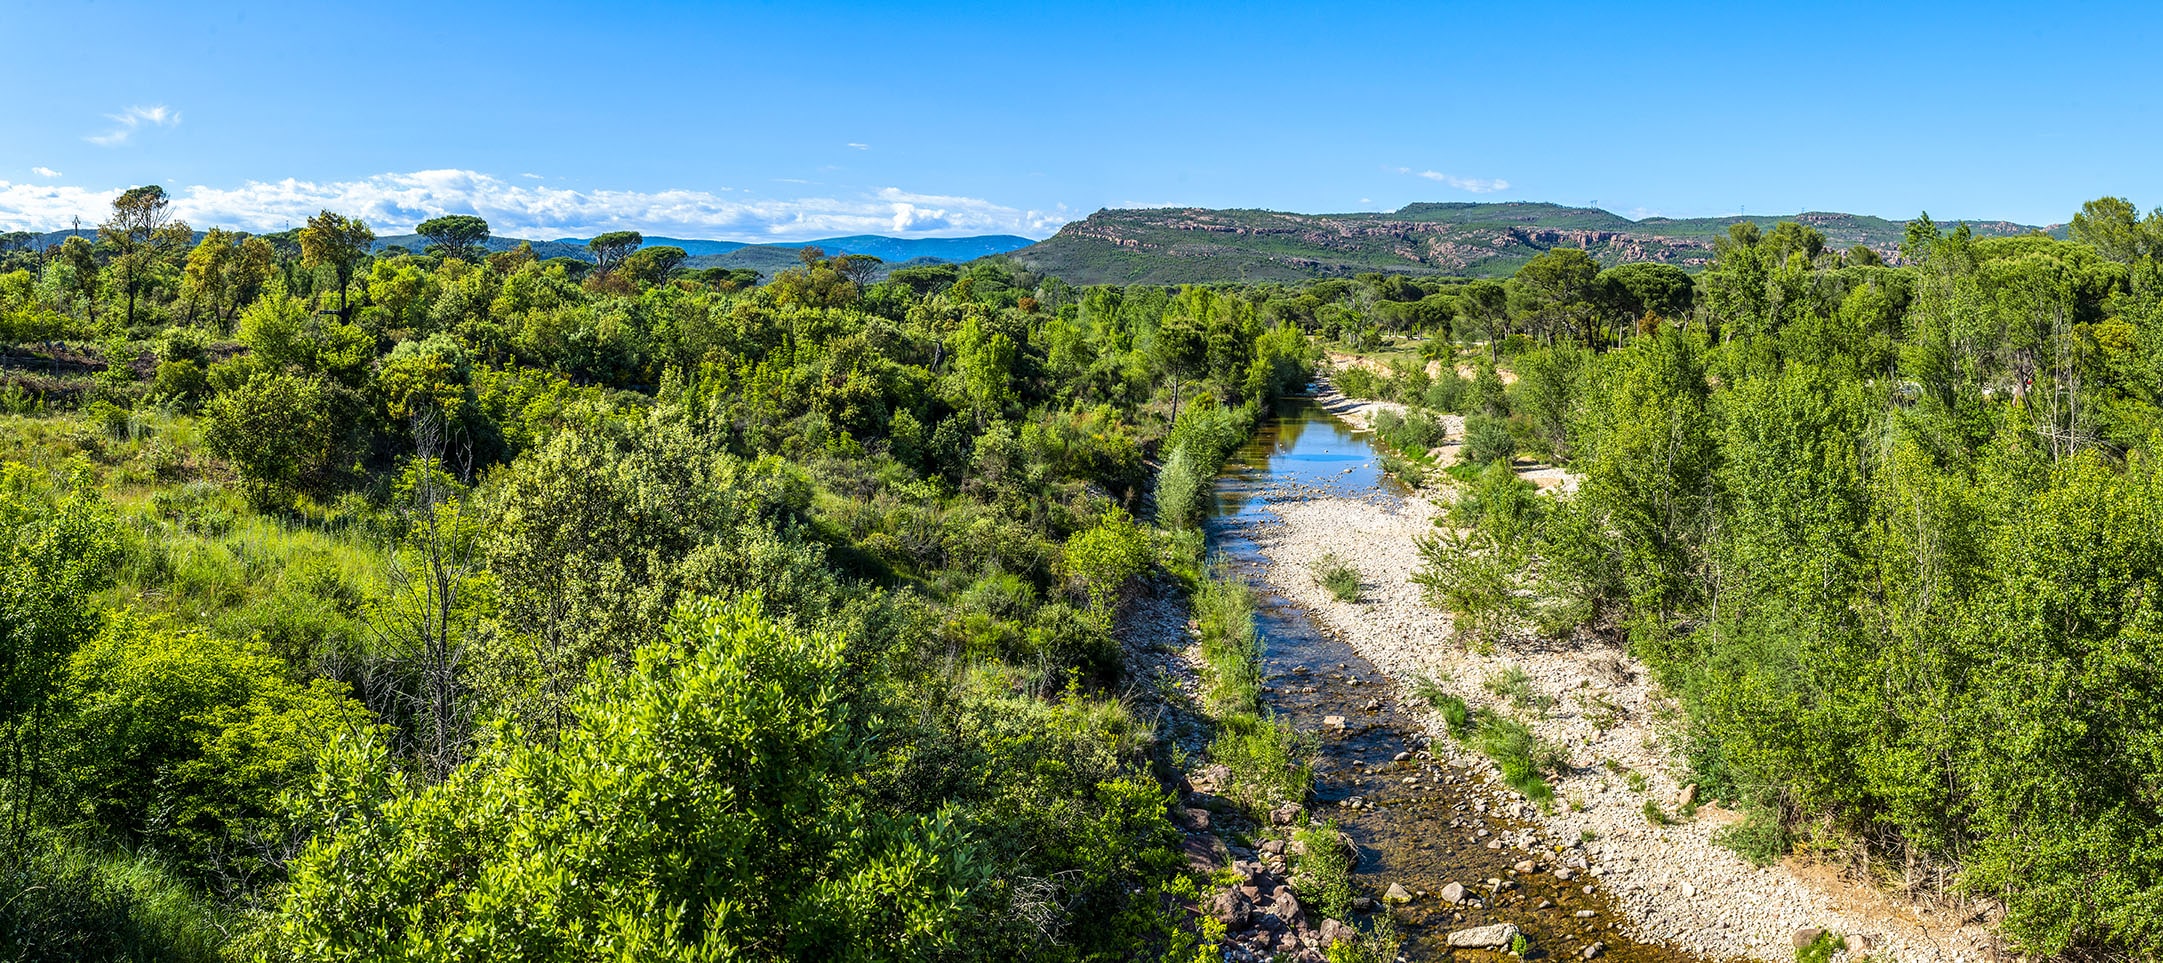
[{"xmin": 1204, "ymin": 397, "xmax": 1707, "ymax": 963}]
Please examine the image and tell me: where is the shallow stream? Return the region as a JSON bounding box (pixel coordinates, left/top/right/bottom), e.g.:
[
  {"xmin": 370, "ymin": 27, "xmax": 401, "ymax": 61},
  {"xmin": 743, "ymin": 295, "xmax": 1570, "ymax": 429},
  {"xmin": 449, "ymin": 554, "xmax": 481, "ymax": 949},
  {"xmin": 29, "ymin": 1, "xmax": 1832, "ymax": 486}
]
[{"xmin": 1204, "ymin": 397, "xmax": 1707, "ymax": 963}]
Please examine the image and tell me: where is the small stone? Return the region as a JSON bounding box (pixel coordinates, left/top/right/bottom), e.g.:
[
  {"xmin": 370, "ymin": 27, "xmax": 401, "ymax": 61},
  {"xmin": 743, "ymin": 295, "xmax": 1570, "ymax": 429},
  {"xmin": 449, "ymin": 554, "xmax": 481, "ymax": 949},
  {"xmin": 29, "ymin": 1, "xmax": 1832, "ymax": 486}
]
[
  {"xmin": 1680, "ymin": 783, "xmax": 1699, "ymax": 807},
  {"xmin": 1792, "ymin": 927, "xmax": 1826, "ymax": 950},
  {"xmin": 1554, "ymin": 868, "xmax": 1577, "ymax": 881},
  {"xmin": 1573, "ymin": 910, "xmax": 1597, "ymax": 919},
  {"xmin": 1393, "ymin": 751, "xmax": 1411, "ymax": 762},
  {"xmin": 1439, "ymin": 881, "xmax": 1466, "ymax": 904},
  {"xmin": 1383, "ymin": 882, "xmax": 1414, "ymax": 904},
  {"xmin": 1446, "ymin": 923, "xmax": 1521, "ymax": 949},
  {"xmin": 1323, "ymin": 715, "xmax": 1347, "ymax": 729},
  {"xmin": 1181, "ymin": 808, "xmax": 1211, "ymax": 831},
  {"xmin": 1513, "ymin": 860, "xmax": 1538, "ymax": 874},
  {"xmin": 1486, "ymin": 840, "xmax": 1503, "ymax": 850},
  {"xmin": 1678, "ymin": 882, "xmax": 1695, "ymax": 898},
  {"xmin": 1259, "ymin": 839, "xmax": 1286, "ymax": 856},
  {"xmin": 1581, "ymin": 941, "xmax": 1606, "ymax": 959}
]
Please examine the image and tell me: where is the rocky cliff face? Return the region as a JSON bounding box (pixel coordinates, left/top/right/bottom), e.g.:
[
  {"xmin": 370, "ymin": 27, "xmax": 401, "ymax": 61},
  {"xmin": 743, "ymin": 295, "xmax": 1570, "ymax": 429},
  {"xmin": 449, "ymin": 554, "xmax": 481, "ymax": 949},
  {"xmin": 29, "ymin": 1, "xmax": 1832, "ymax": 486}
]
[{"xmin": 1008, "ymin": 203, "xmax": 2053, "ymax": 285}]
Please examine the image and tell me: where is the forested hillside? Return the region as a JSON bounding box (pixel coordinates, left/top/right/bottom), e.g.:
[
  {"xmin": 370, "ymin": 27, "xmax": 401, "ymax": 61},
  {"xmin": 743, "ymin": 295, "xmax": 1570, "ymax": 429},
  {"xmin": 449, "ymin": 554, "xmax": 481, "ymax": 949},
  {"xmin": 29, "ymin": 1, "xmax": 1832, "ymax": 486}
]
[
  {"xmin": 1010, "ymin": 202, "xmax": 2053, "ymax": 284},
  {"xmin": 1327, "ymin": 198, "xmax": 2163, "ymax": 959},
  {"xmin": 0, "ymin": 187, "xmax": 1315, "ymax": 961}
]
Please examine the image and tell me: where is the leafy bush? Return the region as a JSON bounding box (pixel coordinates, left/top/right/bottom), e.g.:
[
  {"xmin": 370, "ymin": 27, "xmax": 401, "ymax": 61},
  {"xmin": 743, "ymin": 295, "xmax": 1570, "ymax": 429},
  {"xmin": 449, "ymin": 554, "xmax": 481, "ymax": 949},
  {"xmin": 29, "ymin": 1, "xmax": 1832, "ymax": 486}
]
[
  {"xmin": 54, "ymin": 614, "xmax": 377, "ymax": 880},
  {"xmin": 1333, "ymin": 366, "xmax": 1380, "ymax": 399},
  {"xmin": 1062, "ymin": 509, "xmax": 1151, "ymax": 611},
  {"xmin": 1460, "ymin": 412, "xmax": 1516, "ymax": 466},
  {"xmin": 1312, "ymin": 553, "xmax": 1361, "ymax": 602},
  {"xmin": 1469, "ymin": 715, "xmax": 1558, "ymax": 807},
  {"xmin": 272, "ymin": 600, "xmax": 987, "ymax": 960},
  {"xmin": 203, "ymin": 371, "xmax": 338, "ymax": 507}
]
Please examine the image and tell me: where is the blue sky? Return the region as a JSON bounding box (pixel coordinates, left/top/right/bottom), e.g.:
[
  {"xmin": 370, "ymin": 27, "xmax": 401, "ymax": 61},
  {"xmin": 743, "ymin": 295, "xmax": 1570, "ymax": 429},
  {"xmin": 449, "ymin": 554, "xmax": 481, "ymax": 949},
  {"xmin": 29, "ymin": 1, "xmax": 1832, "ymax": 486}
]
[{"xmin": 1, "ymin": 0, "xmax": 2156, "ymax": 240}]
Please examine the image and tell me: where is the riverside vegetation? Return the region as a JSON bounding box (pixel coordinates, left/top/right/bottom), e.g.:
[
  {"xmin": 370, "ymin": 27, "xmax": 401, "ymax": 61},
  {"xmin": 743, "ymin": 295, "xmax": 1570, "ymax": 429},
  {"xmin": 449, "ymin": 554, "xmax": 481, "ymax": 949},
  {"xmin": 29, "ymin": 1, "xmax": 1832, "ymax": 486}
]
[{"xmin": 1326, "ymin": 199, "xmax": 2163, "ymax": 959}]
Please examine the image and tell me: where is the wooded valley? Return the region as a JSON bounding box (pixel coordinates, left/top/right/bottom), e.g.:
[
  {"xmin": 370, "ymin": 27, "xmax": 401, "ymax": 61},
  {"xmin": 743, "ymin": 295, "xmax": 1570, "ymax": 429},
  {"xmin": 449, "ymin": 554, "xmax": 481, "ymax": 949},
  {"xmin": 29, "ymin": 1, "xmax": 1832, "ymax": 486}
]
[{"xmin": 3, "ymin": 187, "xmax": 2162, "ymax": 961}]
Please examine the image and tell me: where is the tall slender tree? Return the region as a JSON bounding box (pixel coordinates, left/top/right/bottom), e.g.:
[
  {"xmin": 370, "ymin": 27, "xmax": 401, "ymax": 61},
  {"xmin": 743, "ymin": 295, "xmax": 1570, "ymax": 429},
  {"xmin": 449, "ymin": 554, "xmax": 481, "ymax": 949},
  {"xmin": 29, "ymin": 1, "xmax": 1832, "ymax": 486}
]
[{"xmin": 300, "ymin": 211, "xmax": 376, "ymax": 323}]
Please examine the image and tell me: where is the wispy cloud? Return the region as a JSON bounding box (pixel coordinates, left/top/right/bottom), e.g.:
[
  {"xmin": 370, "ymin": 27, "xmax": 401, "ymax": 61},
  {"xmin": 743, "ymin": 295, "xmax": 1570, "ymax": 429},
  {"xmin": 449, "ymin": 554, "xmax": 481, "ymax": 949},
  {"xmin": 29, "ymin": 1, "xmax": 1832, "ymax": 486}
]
[
  {"xmin": 31, "ymin": 167, "xmax": 61, "ymax": 178},
  {"xmin": 846, "ymin": 142, "xmax": 870, "ymax": 150},
  {"xmin": 87, "ymin": 105, "xmax": 181, "ymax": 147},
  {"xmin": 1396, "ymin": 167, "xmax": 1510, "ymax": 194},
  {"xmin": 519, "ymin": 172, "xmax": 544, "ymax": 180},
  {"xmin": 0, "ymin": 169, "xmax": 1072, "ymax": 240}
]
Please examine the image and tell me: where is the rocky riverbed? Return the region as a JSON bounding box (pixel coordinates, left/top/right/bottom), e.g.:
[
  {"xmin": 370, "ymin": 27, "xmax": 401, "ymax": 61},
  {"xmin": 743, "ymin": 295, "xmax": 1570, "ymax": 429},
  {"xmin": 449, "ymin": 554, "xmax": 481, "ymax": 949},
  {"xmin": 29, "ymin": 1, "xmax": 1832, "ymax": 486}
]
[{"xmin": 1230, "ymin": 431, "xmax": 2004, "ymax": 961}]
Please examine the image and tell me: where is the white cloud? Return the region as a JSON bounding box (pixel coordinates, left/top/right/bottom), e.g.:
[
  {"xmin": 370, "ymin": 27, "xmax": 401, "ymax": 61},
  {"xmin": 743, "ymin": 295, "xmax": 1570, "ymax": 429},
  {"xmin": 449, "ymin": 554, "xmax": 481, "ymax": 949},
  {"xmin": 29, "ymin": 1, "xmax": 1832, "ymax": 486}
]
[
  {"xmin": 846, "ymin": 142, "xmax": 870, "ymax": 150},
  {"xmin": 87, "ymin": 105, "xmax": 181, "ymax": 147},
  {"xmin": 1396, "ymin": 167, "xmax": 1510, "ymax": 194},
  {"xmin": 30, "ymin": 167, "xmax": 61, "ymax": 178},
  {"xmin": 519, "ymin": 172, "xmax": 543, "ymax": 180},
  {"xmin": 0, "ymin": 169, "xmax": 1071, "ymax": 240}
]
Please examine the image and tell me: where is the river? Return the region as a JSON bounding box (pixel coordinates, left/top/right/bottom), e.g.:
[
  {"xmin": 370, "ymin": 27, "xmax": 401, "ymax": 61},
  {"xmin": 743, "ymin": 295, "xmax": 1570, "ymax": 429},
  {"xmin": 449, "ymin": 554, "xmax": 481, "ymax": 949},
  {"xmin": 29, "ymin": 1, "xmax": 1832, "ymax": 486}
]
[{"xmin": 1204, "ymin": 397, "xmax": 1708, "ymax": 963}]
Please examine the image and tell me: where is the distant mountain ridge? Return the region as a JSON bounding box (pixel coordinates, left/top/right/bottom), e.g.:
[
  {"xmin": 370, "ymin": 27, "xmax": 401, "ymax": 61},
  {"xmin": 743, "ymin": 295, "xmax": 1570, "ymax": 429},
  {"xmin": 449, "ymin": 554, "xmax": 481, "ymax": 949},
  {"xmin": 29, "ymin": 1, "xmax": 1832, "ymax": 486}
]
[{"xmin": 1006, "ymin": 202, "xmax": 2064, "ymax": 284}]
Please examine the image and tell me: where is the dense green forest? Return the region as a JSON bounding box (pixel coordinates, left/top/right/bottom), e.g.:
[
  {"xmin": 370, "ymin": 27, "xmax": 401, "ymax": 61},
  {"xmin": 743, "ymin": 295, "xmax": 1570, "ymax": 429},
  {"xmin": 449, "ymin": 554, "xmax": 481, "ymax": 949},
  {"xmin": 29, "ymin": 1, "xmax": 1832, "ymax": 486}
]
[
  {"xmin": 9, "ymin": 183, "xmax": 2163, "ymax": 961},
  {"xmin": 0, "ymin": 189, "xmax": 1317, "ymax": 961},
  {"xmin": 1334, "ymin": 199, "xmax": 2163, "ymax": 959}
]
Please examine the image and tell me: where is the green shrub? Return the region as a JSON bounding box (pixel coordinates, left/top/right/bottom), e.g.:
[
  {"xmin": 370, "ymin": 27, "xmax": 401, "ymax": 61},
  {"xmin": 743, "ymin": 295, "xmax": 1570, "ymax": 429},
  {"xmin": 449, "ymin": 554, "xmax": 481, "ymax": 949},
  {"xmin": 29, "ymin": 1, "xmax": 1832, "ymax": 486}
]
[
  {"xmin": 1312, "ymin": 553, "xmax": 1361, "ymax": 602},
  {"xmin": 1423, "ymin": 369, "xmax": 1467, "ymax": 412},
  {"xmin": 55, "ymin": 613, "xmax": 379, "ymax": 878},
  {"xmin": 1469, "ymin": 716, "xmax": 1557, "ymax": 806},
  {"xmin": 1460, "ymin": 413, "xmax": 1516, "ymax": 466},
  {"xmin": 1714, "ymin": 803, "xmax": 1791, "ymax": 867},
  {"xmin": 1291, "ymin": 819, "xmax": 1354, "ymax": 920},
  {"xmin": 272, "ymin": 600, "xmax": 987, "ymax": 960},
  {"xmin": 1334, "ymin": 366, "xmax": 1381, "ymax": 399}
]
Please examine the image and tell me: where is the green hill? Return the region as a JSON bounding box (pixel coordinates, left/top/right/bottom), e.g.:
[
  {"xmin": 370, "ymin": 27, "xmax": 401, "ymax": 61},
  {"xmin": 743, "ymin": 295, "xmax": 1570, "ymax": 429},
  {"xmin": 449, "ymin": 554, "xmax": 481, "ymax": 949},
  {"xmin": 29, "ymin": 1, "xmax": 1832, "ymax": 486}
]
[{"xmin": 1006, "ymin": 202, "xmax": 2060, "ymax": 284}]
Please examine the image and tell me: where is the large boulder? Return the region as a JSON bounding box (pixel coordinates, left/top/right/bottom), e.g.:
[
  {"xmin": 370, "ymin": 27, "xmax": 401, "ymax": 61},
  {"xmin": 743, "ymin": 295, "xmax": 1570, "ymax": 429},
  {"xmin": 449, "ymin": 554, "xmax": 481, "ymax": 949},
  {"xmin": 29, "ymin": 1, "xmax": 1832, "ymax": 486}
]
[
  {"xmin": 1211, "ymin": 888, "xmax": 1254, "ymax": 928},
  {"xmin": 1447, "ymin": 922, "xmax": 1522, "ymax": 949},
  {"xmin": 1315, "ymin": 918, "xmax": 1358, "ymax": 949}
]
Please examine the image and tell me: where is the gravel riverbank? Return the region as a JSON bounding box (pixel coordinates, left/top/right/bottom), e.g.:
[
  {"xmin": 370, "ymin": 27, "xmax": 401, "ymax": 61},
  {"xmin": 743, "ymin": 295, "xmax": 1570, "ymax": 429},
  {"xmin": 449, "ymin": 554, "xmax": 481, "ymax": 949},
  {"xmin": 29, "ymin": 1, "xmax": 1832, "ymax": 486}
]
[{"xmin": 1235, "ymin": 485, "xmax": 2002, "ymax": 962}]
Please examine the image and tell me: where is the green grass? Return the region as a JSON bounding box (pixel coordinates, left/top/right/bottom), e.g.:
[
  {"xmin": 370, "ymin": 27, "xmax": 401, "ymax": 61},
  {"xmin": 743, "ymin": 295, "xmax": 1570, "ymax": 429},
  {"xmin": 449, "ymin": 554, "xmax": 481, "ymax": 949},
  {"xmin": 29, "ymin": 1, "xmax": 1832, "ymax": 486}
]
[
  {"xmin": 1312, "ymin": 553, "xmax": 1361, "ymax": 602},
  {"xmin": 1189, "ymin": 555, "xmax": 1311, "ymax": 816},
  {"xmin": 1481, "ymin": 665, "xmax": 1545, "ymax": 712},
  {"xmin": 1412, "ymin": 674, "xmax": 1474, "ymax": 737},
  {"xmin": 1470, "ymin": 716, "xmax": 1558, "ymax": 807},
  {"xmin": 0, "ymin": 833, "xmax": 231, "ymax": 963},
  {"xmin": 1795, "ymin": 931, "xmax": 1846, "ymax": 963}
]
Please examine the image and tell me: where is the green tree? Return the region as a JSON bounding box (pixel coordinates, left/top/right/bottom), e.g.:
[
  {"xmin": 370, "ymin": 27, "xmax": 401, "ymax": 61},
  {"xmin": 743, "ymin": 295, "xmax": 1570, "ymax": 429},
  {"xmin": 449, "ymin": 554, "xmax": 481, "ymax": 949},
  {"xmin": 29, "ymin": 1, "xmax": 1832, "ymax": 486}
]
[
  {"xmin": 0, "ymin": 469, "xmax": 119, "ymax": 851},
  {"xmin": 1512, "ymin": 247, "xmax": 1601, "ymax": 344},
  {"xmin": 619, "ymin": 244, "xmax": 687, "ymax": 286},
  {"xmin": 203, "ymin": 371, "xmax": 338, "ymax": 506},
  {"xmin": 98, "ymin": 185, "xmax": 191, "ymax": 329},
  {"xmin": 585, "ymin": 230, "xmax": 642, "ymax": 274},
  {"xmin": 298, "ymin": 210, "xmax": 375, "ymax": 324},
  {"xmin": 2068, "ymin": 196, "xmax": 2160, "ymax": 264},
  {"xmin": 415, "ymin": 215, "xmax": 491, "ymax": 262}
]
